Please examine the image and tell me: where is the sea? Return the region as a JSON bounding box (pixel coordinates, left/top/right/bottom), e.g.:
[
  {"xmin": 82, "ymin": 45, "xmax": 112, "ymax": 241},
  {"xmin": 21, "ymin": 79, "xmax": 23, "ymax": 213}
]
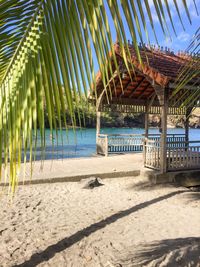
[{"xmin": 30, "ymin": 127, "xmax": 200, "ymax": 161}]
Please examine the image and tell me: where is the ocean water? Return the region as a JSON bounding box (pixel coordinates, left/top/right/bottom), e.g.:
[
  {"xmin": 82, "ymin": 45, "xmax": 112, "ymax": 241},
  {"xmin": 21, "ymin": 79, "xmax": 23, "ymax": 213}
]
[{"xmin": 30, "ymin": 127, "xmax": 200, "ymax": 160}]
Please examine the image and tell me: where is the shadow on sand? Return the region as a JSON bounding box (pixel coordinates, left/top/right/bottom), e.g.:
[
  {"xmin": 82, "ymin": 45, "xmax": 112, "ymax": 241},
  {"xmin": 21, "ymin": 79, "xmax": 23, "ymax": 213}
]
[
  {"xmin": 185, "ymin": 191, "xmax": 200, "ymax": 202},
  {"xmin": 114, "ymin": 237, "xmax": 200, "ymax": 267},
  {"xmin": 14, "ymin": 190, "xmax": 187, "ymax": 267},
  {"xmin": 128, "ymin": 179, "xmax": 180, "ymax": 191},
  {"xmin": 112, "ymin": 187, "xmax": 200, "ymax": 267}
]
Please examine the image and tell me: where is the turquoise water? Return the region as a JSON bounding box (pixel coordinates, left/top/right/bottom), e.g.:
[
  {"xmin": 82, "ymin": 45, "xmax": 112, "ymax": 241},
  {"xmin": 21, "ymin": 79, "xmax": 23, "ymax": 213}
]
[{"xmin": 31, "ymin": 127, "xmax": 200, "ymax": 160}]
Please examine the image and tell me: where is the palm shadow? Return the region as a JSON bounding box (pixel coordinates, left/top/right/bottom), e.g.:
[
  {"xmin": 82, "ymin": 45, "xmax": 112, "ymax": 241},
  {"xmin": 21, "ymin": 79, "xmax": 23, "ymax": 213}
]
[
  {"xmin": 14, "ymin": 190, "xmax": 186, "ymax": 267},
  {"xmin": 184, "ymin": 191, "xmax": 200, "ymax": 202},
  {"xmin": 129, "ymin": 179, "xmax": 180, "ymax": 191},
  {"xmin": 114, "ymin": 237, "xmax": 200, "ymax": 267}
]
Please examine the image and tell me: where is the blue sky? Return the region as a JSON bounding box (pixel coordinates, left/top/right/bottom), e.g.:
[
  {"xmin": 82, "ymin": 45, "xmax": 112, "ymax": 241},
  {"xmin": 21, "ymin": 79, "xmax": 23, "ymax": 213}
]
[
  {"xmin": 107, "ymin": 0, "xmax": 199, "ymax": 51},
  {"xmin": 93, "ymin": 0, "xmax": 199, "ymax": 72},
  {"xmin": 141, "ymin": 0, "xmax": 200, "ymax": 51}
]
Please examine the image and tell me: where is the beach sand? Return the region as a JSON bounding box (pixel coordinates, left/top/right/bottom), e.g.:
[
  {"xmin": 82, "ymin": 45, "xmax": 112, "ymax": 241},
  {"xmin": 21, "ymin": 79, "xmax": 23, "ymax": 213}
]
[{"xmin": 0, "ymin": 176, "xmax": 200, "ymax": 267}]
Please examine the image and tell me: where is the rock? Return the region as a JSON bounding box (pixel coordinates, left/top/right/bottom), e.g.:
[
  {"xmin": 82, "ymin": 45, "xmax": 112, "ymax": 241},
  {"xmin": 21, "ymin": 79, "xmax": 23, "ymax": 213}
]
[
  {"xmin": 83, "ymin": 177, "xmax": 104, "ymax": 189},
  {"xmin": 84, "ymin": 255, "xmax": 92, "ymax": 262}
]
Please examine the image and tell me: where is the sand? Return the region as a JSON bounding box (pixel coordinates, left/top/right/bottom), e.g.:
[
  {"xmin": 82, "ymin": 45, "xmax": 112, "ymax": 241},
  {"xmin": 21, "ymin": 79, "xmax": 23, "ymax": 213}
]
[{"xmin": 0, "ymin": 176, "xmax": 200, "ymax": 267}]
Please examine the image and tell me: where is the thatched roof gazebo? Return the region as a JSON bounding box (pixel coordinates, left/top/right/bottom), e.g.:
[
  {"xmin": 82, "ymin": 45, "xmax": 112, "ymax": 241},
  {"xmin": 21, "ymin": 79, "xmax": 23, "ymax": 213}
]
[{"xmin": 90, "ymin": 42, "xmax": 200, "ymax": 174}]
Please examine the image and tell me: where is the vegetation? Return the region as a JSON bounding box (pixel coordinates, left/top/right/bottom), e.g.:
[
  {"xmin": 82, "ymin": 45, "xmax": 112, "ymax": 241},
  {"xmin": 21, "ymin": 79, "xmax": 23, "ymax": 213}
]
[{"xmin": 44, "ymin": 95, "xmax": 200, "ymax": 129}]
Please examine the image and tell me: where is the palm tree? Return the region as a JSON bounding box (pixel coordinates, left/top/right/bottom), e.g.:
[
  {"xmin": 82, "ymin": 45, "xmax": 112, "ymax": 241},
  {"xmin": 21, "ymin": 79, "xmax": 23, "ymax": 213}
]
[{"xmin": 0, "ymin": 0, "xmax": 199, "ymax": 192}]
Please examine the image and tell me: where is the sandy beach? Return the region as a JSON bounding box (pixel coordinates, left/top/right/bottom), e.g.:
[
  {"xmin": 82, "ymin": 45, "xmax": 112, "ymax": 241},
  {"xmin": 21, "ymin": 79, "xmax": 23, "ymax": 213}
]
[{"xmin": 0, "ymin": 176, "xmax": 200, "ymax": 267}]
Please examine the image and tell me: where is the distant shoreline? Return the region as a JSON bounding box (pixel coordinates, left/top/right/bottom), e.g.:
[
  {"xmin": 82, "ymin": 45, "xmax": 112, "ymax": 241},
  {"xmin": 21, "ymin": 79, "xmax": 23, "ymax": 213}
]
[{"xmin": 51, "ymin": 125, "xmax": 200, "ymax": 130}]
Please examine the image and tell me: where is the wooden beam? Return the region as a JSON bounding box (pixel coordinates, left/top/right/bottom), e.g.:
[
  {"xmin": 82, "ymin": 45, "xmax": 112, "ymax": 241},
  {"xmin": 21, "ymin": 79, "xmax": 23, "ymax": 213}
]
[
  {"xmin": 96, "ymin": 72, "xmax": 120, "ymax": 111},
  {"xmin": 106, "ymin": 75, "xmax": 120, "ymax": 99},
  {"xmin": 145, "ymin": 109, "xmax": 149, "ymax": 138},
  {"xmin": 96, "ymin": 111, "xmax": 101, "ymax": 137},
  {"xmin": 144, "ymin": 94, "xmax": 156, "ymax": 138},
  {"xmin": 119, "ymin": 79, "xmax": 133, "ymax": 98},
  {"xmin": 144, "ymin": 104, "xmax": 149, "ymax": 163},
  {"xmin": 129, "ymin": 77, "xmax": 146, "ymax": 98},
  {"xmin": 185, "ymin": 114, "xmax": 189, "ymax": 147},
  {"xmin": 137, "ymin": 83, "xmax": 151, "ymax": 99},
  {"xmin": 96, "ymin": 111, "xmax": 101, "ymax": 154},
  {"xmin": 185, "ymin": 107, "xmax": 193, "ymax": 147},
  {"xmin": 160, "ymin": 87, "xmax": 169, "ymax": 173},
  {"xmin": 103, "ymin": 97, "xmax": 160, "ymax": 106},
  {"xmin": 147, "ymin": 90, "xmax": 156, "ymax": 100},
  {"xmin": 155, "ymin": 86, "xmax": 167, "ymax": 105},
  {"xmin": 96, "ymin": 70, "xmax": 118, "ymax": 99},
  {"xmin": 147, "ymin": 93, "xmax": 157, "ymax": 110}
]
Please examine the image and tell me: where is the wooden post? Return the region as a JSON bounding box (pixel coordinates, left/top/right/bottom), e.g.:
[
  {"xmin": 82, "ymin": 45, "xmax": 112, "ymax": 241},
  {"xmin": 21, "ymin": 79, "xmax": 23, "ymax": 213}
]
[
  {"xmin": 105, "ymin": 135, "xmax": 108, "ymax": 157},
  {"xmin": 160, "ymin": 88, "xmax": 168, "ymax": 173},
  {"xmin": 145, "ymin": 111, "xmax": 149, "ymax": 138},
  {"xmin": 95, "ymin": 88, "xmax": 107, "ymax": 155},
  {"xmin": 96, "ymin": 111, "xmax": 101, "ymax": 138},
  {"xmin": 96, "ymin": 111, "xmax": 101, "ymax": 154},
  {"xmin": 185, "ymin": 109, "xmax": 190, "ymax": 147},
  {"xmin": 144, "ymin": 106, "xmax": 149, "ymax": 166}
]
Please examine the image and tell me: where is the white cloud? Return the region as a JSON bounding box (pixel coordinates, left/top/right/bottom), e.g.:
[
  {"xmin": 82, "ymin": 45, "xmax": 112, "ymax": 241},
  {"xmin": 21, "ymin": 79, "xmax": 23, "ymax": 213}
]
[
  {"xmin": 177, "ymin": 32, "xmax": 191, "ymax": 42},
  {"xmin": 161, "ymin": 37, "xmax": 173, "ymax": 48},
  {"xmin": 147, "ymin": 0, "xmax": 199, "ymax": 18},
  {"xmin": 159, "ymin": 32, "xmax": 192, "ymax": 52},
  {"xmin": 170, "ymin": 0, "xmax": 200, "ymax": 17}
]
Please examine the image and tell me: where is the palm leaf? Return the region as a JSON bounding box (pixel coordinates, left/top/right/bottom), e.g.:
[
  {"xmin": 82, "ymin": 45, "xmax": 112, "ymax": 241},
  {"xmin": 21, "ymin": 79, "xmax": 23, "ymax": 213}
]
[
  {"xmin": 0, "ymin": 0, "xmax": 197, "ymax": 192},
  {"xmin": 171, "ymin": 27, "xmax": 200, "ymax": 108}
]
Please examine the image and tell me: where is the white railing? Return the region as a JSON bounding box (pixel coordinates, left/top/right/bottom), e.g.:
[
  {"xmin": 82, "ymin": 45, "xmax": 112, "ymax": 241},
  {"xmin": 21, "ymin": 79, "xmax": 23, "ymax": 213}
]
[
  {"xmin": 108, "ymin": 134, "xmax": 144, "ymax": 153},
  {"xmin": 143, "ymin": 134, "xmax": 186, "ymax": 169},
  {"xmin": 97, "ymin": 134, "xmax": 144, "ymax": 156},
  {"xmin": 167, "ymin": 141, "xmax": 200, "ymax": 170},
  {"xmin": 97, "ymin": 134, "xmax": 108, "ymax": 156},
  {"xmin": 97, "ymin": 133, "xmax": 200, "ymax": 171},
  {"xmin": 97, "ymin": 133, "xmax": 185, "ymax": 156},
  {"xmin": 144, "ymin": 138, "xmax": 160, "ymax": 170},
  {"xmin": 144, "ymin": 138, "xmax": 200, "ymax": 171}
]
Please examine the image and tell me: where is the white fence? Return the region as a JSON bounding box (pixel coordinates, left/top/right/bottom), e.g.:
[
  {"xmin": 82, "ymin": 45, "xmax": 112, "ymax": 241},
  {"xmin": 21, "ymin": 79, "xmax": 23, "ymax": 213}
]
[
  {"xmin": 97, "ymin": 133, "xmax": 200, "ymax": 171},
  {"xmin": 144, "ymin": 138, "xmax": 200, "ymax": 171},
  {"xmin": 167, "ymin": 141, "xmax": 200, "ymax": 170},
  {"xmin": 97, "ymin": 133, "xmax": 185, "ymax": 156}
]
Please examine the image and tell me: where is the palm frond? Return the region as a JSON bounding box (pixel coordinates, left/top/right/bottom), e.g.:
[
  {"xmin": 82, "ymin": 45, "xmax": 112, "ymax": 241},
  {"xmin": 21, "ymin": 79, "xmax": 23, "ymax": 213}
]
[
  {"xmin": 172, "ymin": 27, "xmax": 200, "ymax": 108},
  {"xmin": 0, "ymin": 0, "xmax": 198, "ymax": 192}
]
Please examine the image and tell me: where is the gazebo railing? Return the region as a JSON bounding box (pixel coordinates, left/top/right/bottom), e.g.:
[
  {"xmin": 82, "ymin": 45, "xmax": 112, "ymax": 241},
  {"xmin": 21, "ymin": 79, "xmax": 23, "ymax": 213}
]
[
  {"xmin": 97, "ymin": 134, "xmax": 109, "ymax": 156},
  {"xmin": 97, "ymin": 134, "xmax": 144, "ymax": 156},
  {"xmin": 167, "ymin": 141, "xmax": 200, "ymax": 171},
  {"xmin": 144, "ymin": 139, "xmax": 200, "ymax": 171},
  {"xmin": 143, "ymin": 138, "xmax": 161, "ymax": 170},
  {"xmin": 97, "ymin": 133, "xmax": 185, "ymax": 157}
]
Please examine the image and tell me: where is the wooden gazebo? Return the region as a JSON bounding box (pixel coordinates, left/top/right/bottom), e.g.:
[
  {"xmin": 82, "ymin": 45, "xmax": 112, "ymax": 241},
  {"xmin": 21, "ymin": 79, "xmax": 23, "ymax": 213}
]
[{"xmin": 90, "ymin": 42, "xmax": 200, "ymax": 174}]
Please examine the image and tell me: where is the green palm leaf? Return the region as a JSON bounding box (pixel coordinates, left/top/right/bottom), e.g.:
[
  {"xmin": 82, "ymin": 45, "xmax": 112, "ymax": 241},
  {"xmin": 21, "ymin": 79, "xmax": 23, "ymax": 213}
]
[
  {"xmin": 171, "ymin": 27, "xmax": 200, "ymax": 108},
  {"xmin": 0, "ymin": 0, "xmax": 198, "ymax": 192}
]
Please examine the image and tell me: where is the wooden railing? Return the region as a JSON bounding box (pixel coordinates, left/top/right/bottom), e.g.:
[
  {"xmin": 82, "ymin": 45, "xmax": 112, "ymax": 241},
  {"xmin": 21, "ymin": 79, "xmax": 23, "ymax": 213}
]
[
  {"xmin": 144, "ymin": 138, "xmax": 160, "ymax": 170},
  {"xmin": 144, "ymin": 138, "xmax": 200, "ymax": 171},
  {"xmin": 97, "ymin": 134, "xmax": 108, "ymax": 156},
  {"xmin": 97, "ymin": 133, "xmax": 185, "ymax": 156},
  {"xmin": 97, "ymin": 133, "xmax": 200, "ymax": 171},
  {"xmin": 167, "ymin": 141, "xmax": 200, "ymax": 171},
  {"xmin": 144, "ymin": 134, "xmax": 186, "ymax": 170},
  {"xmin": 166, "ymin": 135, "xmax": 186, "ymax": 148},
  {"xmin": 97, "ymin": 134, "xmax": 144, "ymax": 156}
]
